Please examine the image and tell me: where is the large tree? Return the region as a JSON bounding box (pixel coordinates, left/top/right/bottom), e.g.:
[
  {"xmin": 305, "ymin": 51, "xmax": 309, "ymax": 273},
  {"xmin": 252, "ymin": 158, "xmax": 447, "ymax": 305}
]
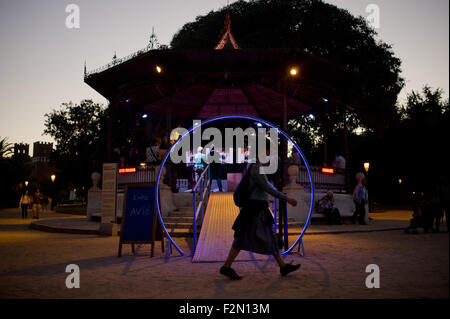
[
  {"xmin": 43, "ymin": 100, "xmax": 107, "ymax": 189},
  {"xmin": 171, "ymin": 0, "xmax": 404, "ymax": 132},
  {"xmin": 396, "ymin": 86, "xmax": 449, "ymax": 190},
  {"xmin": 348, "ymin": 86, "xmax": 449, "ymax": 204},
  {"xmin": 0, "ymin": 137, "xmax": 32, "ymax": 207}
]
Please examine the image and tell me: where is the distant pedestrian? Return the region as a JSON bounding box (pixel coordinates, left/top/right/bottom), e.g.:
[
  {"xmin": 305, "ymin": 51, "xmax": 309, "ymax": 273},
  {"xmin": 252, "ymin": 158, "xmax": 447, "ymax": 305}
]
[
  {"xmin": 19, "ymin": 190, "xmax": 31, "ymax": 219},
  {"xmin": 421, "ymin": 194, "xmax": 435, "ymax": 233},
  {"xmin": 404, "ymin": 205, "xmax": 425, "ymax": 234},
  {"xmin": 31, "ymin": 188, "xmax": 44, "ymax": 219},
  {"xmin": 435, "ymin": 175, "xmax": 449, "ymax": 232},
  {"xmin": 352, "ymin": 178, "xmax": 367, "ymax": 225},
  {"xmin": 42, "ymin": 196, "xmax": 49, "ymax": 211},
  {"xmin": 430, "ymin": 194, "xmax": 443, "ymax": 233},
  {"xmin": 48, "ymin": 197, "xmax": 53, "ymax": 211}
]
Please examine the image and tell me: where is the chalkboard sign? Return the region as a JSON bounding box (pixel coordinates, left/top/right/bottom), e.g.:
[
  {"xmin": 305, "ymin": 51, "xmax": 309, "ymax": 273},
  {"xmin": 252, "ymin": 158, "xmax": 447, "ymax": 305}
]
[{"xmin": 118, "ymin": 184, "xmax": 164, "ymax": 257}]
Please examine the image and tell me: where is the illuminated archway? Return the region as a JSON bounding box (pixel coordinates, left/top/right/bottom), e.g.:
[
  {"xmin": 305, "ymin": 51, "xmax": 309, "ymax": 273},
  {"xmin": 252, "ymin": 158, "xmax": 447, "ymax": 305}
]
[{"xmin": 156, "ymin": 115, "xmax": 314, "ymax": 256}]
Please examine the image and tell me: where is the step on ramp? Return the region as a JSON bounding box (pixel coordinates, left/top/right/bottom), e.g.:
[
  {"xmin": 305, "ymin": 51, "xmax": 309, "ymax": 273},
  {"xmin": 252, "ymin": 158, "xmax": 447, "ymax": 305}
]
[{"xmin": 192, "ymin": 192, "xmax": 271, "ymax": 263}]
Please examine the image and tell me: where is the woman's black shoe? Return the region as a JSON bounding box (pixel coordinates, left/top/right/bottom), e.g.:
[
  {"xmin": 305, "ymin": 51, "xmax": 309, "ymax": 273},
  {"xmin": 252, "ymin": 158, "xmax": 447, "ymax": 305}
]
[
  {"xmin": 220, "ymin": 266, "xmax": 242, "ymax": 280},
  {"xmin": 280, "ymin": 263, "xmax": 301, "ymax": 276}
]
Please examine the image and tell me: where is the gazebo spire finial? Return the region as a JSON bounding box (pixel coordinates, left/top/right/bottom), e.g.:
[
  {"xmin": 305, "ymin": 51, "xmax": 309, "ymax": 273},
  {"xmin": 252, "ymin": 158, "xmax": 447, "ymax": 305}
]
[{"xmin": 214, "ymin": 1, "xmax": 239, "ymax": 50}]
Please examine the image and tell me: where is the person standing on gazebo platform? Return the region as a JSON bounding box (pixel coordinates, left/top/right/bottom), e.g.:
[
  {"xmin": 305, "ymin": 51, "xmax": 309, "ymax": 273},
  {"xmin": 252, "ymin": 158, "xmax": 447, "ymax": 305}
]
[{"xmin": 193, "ymin": 146, "xmax": 206, "ymax": 184}]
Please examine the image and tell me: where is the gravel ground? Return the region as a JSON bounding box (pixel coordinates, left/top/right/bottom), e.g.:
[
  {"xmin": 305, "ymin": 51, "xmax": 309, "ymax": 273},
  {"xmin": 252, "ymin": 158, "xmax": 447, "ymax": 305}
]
[{"xmin": 0, "ymin": 208, "xmax": 448, "ymax": 299}]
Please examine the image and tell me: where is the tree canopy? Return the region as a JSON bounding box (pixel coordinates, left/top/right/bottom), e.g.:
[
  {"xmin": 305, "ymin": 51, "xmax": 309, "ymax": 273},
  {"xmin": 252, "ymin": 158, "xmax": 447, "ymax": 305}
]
[
  {"xmin": 0, "ymin": 137, "xmax": 13, "ymax": 158},
  {"xmin": 43, "ymin": 100, "xmax": 107, "ymax": 189},
  {"xmin": 171, "ymin": 0, "xmax": 404, "ymax": 131}
]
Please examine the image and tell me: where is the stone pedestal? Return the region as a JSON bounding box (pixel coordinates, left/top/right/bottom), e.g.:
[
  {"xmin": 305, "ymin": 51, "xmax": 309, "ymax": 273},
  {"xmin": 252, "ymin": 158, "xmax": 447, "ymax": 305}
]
[
  {"xmin": 282, "ymin": 165, "xmax": 308, "ymax": 224},
  {"xmin": 159, "ymin": 166, "xmax": 176, "ymax": 216},
  {"xmin": 99, "ymin": 222, "xmax": 118, "ymax": 236},
  {"xmin": 87, "ymin": 172, "xmax": 101, "ymax": 220},
  {"xmin": 100, "ymin": 163, "xmax": 118, "ymax": 236}
]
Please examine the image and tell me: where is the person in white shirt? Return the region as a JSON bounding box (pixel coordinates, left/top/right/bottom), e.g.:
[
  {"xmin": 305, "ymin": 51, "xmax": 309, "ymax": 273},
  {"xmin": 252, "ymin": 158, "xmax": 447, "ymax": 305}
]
[{"xmin": 19, "ymin": 190, "xmax": 31, "ymax": 219}]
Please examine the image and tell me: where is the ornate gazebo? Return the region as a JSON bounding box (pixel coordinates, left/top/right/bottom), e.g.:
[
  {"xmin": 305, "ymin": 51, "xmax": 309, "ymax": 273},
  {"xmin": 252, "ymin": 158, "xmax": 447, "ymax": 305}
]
[{"xmin": 84, "ymin": 14, "xmax": 364, "ymax": 191}]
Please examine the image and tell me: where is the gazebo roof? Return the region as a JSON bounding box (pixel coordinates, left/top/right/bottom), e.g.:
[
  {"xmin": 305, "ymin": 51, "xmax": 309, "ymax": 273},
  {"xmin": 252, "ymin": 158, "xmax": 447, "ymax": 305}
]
[{"xmin": 84, "ymin": 47, "xmax": 364, "ymax": 119}]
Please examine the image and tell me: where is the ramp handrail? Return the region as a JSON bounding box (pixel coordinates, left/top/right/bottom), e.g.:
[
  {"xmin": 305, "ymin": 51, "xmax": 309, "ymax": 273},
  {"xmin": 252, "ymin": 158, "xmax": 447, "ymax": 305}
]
[{"xmin": 192, "ymin": 164, "xmax": 212, "ymax": 255}]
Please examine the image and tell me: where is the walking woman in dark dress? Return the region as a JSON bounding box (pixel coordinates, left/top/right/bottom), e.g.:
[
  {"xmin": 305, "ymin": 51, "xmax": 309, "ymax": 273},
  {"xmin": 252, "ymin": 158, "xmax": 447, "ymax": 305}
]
[{"xmin": 220, "ymin": 161, "xmax": 301, "ymax": 280}]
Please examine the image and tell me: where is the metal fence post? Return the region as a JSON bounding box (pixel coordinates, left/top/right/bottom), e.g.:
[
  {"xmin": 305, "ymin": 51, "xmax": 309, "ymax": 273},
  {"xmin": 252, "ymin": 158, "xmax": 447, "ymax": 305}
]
[{"xmin": 192, "ymin": 191, "xmax": 196, "ymax": 255}]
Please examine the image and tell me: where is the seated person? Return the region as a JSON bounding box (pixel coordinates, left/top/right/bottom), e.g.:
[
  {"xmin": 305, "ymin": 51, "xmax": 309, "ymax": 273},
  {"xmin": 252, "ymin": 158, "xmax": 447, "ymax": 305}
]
[
  {"xmin": 317, "ymin": 190, "xmax": 342, "ymax": 225},
  {"xmin": 405, "ymin": 196, "xmax": 434, "ymax": 234},
  {"xmin": 404, "ymin": 205, "xmax": 424, "ymax": 234}
]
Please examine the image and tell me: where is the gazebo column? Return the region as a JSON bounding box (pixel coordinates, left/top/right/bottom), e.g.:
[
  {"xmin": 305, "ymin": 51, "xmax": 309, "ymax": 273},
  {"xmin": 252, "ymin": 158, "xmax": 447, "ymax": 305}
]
[
  {"xmin": 282, "ymin": 91, "xmax": 288, "ymax": 187},
  {"xmin": 343, "ymin": 105, "xmax": 350, "ymax": 192},
  {"xmin": 106, "ymin": 93, "xmax": 122, "ymax": 162},
  {"xmin": 107, "ymin": 104, "xmax": 113, "ymax": 162},
  {"xmin": 321, "ymin": 104, "xmax": 329, "ymax": 166},
  {"xmin": 166, "ymin": 91, "xmax": 176, "ymax": 191}
]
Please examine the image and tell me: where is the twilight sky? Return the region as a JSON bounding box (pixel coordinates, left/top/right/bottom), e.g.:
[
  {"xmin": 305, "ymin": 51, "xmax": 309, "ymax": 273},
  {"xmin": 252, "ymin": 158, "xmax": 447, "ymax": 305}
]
[{"xmin": 0, "ymin": 0, "xmax": 448, "ymax": 152}]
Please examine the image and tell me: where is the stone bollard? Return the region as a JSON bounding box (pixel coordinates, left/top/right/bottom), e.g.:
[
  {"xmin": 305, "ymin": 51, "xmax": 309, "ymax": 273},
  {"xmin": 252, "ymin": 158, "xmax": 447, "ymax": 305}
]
[
  {"xmin": 159, "ymin": 166, "xmax": 177, "ymax": 216},
  {"xmin": 87, "ymin": 172, "xmax": 101, "ymax": 220},
  {"xmin": 282, "ymin": 165, "xmax": 308, "ymax": 224}
]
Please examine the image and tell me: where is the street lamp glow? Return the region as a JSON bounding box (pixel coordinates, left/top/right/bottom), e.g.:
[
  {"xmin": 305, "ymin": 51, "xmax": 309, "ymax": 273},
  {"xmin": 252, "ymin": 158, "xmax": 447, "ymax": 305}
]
[
  {"xmin": 51, "ymin": 175, "xmax": 56, "ymax": 183},
  {"xmin": 363, "ymin": 162, "xmax": 370, "ymax": 173},
  {"xmin": 289, "ymin": 67, "xmax": 298, "ymax": 76},
  {"xmin": 398, "ymin": 178, "xmax": 402, "ymax": 185},
  {"xmin": 24, "ymin": 181, "xmax": 29, "ymax": 187},
  {"xmin": 156, "ymin": 65, "xmax": 162, "ymax": 73}
]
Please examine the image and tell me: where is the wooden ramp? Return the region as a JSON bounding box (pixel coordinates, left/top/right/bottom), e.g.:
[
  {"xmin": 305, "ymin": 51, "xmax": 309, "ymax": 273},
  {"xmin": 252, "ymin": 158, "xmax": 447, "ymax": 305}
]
[{"xmin": 192, "ymin": 192, "xmax": 270, "ymax": 263}]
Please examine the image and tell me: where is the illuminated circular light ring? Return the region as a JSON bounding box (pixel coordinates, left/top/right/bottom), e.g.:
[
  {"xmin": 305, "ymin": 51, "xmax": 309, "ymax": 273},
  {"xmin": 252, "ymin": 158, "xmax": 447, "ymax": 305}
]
[{"xmin": 156, "ymin": 115, "xmax": 314, "ymax": 256}]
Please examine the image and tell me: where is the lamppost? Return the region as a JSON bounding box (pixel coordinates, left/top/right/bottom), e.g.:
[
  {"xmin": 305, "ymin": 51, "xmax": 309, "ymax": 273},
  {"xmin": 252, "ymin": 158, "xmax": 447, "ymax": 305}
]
[
  {"xmin": 363, "ymin": 162, "xmax": 371, "ymax": 212},
  {"xmin": 282, "ymin": 67, "xmax": 298, "ymax": 186},
  {"xmin": 50, "ymin": 174, "xmax": 56, "ymax": 211}
]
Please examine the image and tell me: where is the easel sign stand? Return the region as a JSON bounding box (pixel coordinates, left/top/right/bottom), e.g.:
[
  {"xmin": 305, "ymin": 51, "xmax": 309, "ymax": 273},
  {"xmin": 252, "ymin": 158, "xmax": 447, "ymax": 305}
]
[{"xmin": 118, "ymin": 184, "xmax": 164, "ymax": 257}]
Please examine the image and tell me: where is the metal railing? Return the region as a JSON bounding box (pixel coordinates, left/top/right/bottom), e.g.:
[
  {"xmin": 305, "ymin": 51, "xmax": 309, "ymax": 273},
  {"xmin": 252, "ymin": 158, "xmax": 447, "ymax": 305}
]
[
  {"xmin": 85, "ymin": 43, "xmax": 169, "ymax": 78},
  {"xmin": 116, "ymin": 166, "xmax": 157, "ymax": 189},
  {"xmin": 85, "ymin": 45, "xmax": 156, "ymax": 78},
  {"xmin": 296, "ymin": 165, "xmax": 347, "ymax": 193},
  {"xmin": 192, "ymin": 164, "xmax": 212, "ymax": 256},
  {"xmin": 273, "ymin": 195, "xmax": 305, "ymax": 256}
]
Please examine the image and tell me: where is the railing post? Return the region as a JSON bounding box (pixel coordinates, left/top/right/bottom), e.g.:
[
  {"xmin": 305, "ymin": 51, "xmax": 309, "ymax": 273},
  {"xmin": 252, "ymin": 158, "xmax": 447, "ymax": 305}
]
[
  {"xmin": 200, "ymin": 180, "xmax": 204, "ymax": 223},
  {"xmin": 192, "ymin": 191, "xmax": 196, "ymax": 256},
  {"xmin": 282, "ymin": 194, "xmax": 288, "ymax": 250},
  {"xmin": 274, "ymin": 198, "xmax": 278, "ymax": 232},
  {"xmin": 278, "ymin": 197, "xmax": 283, "ymax": 238}
]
